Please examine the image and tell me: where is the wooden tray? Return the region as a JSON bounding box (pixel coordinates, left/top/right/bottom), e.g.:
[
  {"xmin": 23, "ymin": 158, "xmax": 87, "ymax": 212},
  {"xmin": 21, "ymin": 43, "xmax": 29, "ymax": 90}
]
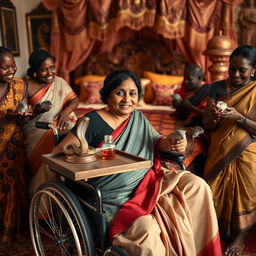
[{"xmin": 41, "ymin": 150, "xmax": 151, "ymax": 181}]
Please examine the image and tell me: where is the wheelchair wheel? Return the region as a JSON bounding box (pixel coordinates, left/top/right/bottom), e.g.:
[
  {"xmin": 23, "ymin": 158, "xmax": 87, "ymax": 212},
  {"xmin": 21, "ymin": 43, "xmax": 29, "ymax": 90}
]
[{"xmin": 29, "ymin": 181, "xmax": 95, "ymax": 256}]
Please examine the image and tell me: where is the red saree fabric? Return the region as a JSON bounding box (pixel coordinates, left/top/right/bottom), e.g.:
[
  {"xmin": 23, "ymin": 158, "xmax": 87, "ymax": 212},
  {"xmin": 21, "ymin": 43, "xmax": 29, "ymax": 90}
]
[{"xmin": 104, "ymin": 114, "xmax": 221, "ymax": 255}]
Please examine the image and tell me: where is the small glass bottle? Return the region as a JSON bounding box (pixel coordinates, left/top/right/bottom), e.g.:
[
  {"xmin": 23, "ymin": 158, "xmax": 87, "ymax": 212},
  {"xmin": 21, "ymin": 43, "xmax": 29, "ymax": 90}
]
[{"xmin": 101, "ymin": 135, "xmax": 116, "ymax": 160}]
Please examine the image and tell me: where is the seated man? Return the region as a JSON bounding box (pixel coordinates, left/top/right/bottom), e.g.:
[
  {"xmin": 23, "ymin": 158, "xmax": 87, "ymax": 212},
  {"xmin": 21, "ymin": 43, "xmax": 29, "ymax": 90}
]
[{"xmin": 172, "ymin": 64, "xmax": 211, "ymax": 125}]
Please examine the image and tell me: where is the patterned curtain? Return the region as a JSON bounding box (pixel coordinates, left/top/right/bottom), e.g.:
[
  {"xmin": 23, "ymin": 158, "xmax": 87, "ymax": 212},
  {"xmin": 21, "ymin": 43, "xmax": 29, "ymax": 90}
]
[{"xmin": 43, "ymin": 0, "xmax": 241, "ymax": 82}]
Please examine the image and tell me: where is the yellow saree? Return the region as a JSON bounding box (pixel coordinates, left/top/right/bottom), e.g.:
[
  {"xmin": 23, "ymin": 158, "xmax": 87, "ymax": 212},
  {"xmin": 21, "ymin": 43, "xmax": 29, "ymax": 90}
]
[
  {"xmin": 204, "ymin": 80, "xmax": 256, "ymax": 236},
  {"xmin": 0, "ymin": 78, "xmax": 29, "ymax": 242}
]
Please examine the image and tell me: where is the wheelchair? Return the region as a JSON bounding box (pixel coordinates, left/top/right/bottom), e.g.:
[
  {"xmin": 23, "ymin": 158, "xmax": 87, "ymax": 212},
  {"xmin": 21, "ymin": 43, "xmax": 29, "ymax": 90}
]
[{"xmin": 29, "ymin": 121, "xmax": 186, "ymax": 256}]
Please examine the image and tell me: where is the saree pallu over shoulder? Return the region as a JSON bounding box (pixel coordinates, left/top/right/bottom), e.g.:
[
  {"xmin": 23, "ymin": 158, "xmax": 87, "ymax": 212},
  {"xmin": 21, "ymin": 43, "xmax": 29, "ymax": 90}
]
[
  {"xmin": 23, "ymin": 76, "xmax": 78, "ymax": 176},
  {"xmin": 204, "ymin": 80, "xmax": 256, "ymax": 181},
  {"xmin": 29, "ymin": 82, "xmax": 53, "ymax": 106},
  {"xmin": 90, "ymin": 110, "xmax": 161, "ymax": 222},
  {"xmin": 0, "ymin": 78, "xmax": 26, "ymax": 157},
  {"xmin": 28, "ymin": 77, "xmax": 77, "ymax": 107}
]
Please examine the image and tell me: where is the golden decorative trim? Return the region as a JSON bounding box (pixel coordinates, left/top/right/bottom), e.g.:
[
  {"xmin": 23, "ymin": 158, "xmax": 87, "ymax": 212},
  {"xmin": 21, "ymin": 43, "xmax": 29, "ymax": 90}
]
[
  {"xmin": 155, "ymin": 16, "xmax": 185, "ymax": 39},
  {"xmin": 84, "ymin": 9, "xmax": 185, "ymax": 41},
  {"xmin": 233, "ymin": 207, "xmax": 256, "ymax": 230},
  {"xmin": 88, "ymin": 9, "xmax": 156, "ymax": 31},
  {"xmin": 87, "ymin": 9, "xmax": 155, "ymax": 42}
]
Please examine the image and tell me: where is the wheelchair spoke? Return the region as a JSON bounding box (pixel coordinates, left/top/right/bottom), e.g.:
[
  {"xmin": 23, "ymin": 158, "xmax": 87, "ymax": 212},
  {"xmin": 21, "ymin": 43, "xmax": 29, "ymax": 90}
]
[
  {"xmin": 30, "ymin": 181, "xmax": 95, "ymax": 256},
  {"xmin": 38, "ymin": 225, "xmax": 56, "ymax": 241},
  {"xmin": 60, "ymin": 246, "xmax": 73, "ymax": 256},
  {"xmin": 38, "ymin": 195, "xmax": 61, "ymax": 237}
]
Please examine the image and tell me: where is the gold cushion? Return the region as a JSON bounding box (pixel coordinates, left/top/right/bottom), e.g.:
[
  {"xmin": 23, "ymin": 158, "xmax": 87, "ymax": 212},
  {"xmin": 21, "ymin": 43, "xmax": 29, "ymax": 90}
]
[{"xmin": 143, "ymin": 71, "xmax": 183, "ymax": 86}]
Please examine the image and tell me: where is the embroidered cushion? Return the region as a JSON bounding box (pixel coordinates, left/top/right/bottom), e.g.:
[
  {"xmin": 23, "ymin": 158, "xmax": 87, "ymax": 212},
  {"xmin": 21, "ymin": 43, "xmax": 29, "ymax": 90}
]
[
  {"xmin": 80, "ymin": 81, "xmax": 104, "ymax": 104},
  {"xmin": 143, "ymin": 72, "xmax": 184, "ymax": 104},
  {"xmin": 75, "ymin": 75, "xmax": 105, "ymax": 103},
  {"xmin": 153, "ymin": 83, "xmax": 181, "ymax": 105}
]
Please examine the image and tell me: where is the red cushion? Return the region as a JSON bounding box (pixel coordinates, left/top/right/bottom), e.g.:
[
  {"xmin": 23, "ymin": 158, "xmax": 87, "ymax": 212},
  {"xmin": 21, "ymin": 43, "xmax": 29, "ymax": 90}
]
[
  {"xmin": 79, "ymin": 81, "xmax": 103, "ymax": 104},
  {"xmin": 153, "ymin": 83, "xmax": 181, "ymax": 105}
]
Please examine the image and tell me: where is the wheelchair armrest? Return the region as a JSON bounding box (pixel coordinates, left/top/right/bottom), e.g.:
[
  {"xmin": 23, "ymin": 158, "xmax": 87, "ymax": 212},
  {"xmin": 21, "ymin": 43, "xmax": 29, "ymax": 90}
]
[
  {"xmin": 35, "ymin": 121, "xmax": 52, "ymax": 129},
  {"xmin": 35, "ymin": 121, "xmax": 61, "ymax": 146},
  {"xmin": 160, "ymin": 151, "xmax": 186, "ymax": 170}
]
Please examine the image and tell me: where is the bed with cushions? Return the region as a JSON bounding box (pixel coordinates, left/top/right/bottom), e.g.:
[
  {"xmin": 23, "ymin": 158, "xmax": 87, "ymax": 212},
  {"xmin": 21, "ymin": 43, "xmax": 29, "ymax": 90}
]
[
  {"xmin": 72, "ymin": 39, "xmax": 186, "ymax": 107},
  {"xmin": 72, "ymin": 39, "xmax": 206, "ymax": 171}
]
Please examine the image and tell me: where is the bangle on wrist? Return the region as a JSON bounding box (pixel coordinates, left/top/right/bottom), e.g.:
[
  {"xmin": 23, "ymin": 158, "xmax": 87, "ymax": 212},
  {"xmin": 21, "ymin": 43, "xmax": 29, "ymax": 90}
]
[{"xmin": 239, "ymin": 116, "xmax": 247, "ymax": 125}]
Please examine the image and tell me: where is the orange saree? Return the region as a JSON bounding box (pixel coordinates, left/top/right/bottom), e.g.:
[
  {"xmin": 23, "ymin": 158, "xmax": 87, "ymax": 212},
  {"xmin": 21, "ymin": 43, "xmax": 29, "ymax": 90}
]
[
  {"xmin": 204, "ymin": 80, "xmax": 256, "ymax": 236},
  {"xmin": 0, "ymin": 78, "xmax": 29, "ymax": 242}
]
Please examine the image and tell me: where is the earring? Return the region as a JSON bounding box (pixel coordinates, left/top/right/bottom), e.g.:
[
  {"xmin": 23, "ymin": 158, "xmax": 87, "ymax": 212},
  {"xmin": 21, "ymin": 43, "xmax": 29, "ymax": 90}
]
[
  {"xmin": 251, "ymin": 72, "xmax": 255, "ymax": 77},
  {"xmin": 33, "ymin": 73, "xmax": 37, "ymax": 78},
  {"xmin": 105, "ymin": 105, "xmax": 109, "ymax": 112}
]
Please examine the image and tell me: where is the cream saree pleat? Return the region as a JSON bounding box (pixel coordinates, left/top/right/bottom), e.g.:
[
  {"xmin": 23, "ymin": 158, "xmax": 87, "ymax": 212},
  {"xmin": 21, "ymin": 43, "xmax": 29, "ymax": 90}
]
[{"xmin": 113, "ymin": 169, "xmax": 219, "ymax": 256}]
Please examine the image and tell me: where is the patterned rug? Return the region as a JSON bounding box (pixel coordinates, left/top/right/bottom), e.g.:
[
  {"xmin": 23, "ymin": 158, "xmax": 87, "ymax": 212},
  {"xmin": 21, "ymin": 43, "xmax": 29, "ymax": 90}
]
[
  {"xmin": 0, "ymin": 239, "xmax": 58, "ymax": 256},
  {"xmin": 0, "ymin": 230, "xmax": 255, "ymax": 256}
]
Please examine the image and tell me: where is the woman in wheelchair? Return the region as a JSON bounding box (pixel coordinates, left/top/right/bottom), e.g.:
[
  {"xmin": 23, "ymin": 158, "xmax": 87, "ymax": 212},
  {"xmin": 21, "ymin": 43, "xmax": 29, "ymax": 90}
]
[{"xmin": 53, "ymin": 70, "xmax": 222, "ymax": 255}]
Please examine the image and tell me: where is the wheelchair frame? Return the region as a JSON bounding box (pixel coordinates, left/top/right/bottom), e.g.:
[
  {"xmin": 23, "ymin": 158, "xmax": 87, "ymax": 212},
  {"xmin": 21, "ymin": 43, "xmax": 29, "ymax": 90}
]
[{"xmin": 29, "ymin": 121, "xmax": 186, "ymax": 256}]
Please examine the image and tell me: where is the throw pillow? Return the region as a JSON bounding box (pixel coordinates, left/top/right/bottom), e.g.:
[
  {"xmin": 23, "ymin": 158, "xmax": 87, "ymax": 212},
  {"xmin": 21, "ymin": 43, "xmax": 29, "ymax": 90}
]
[
  {"xmin": 74, "ymin": 75, "xmax": 105, "ymax": 84},
  {"xmin": 153, "ymin": 83, "xmax": 181, "ymax": 105},
  {"xmin": 75, "ymin": 75, "xmax": 105, "ymax": 102},
  {"xmin": 79, "ymin": 81, "xmax": 104, "ymax": 104},
  {"xmin": 143, "ymin": 71, "xmax": 184, "ymax": 86}
]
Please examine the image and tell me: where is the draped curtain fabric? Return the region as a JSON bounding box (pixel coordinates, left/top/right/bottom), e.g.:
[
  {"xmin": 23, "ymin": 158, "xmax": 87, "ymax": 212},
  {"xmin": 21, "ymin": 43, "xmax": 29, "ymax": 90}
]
[
  {"xmin": 43, "ymin": 0, "xmax": 241, "ymax": 82},
  {"xmin": 176, "ymin": 0, "xmax": 222, "ymax": 81}
]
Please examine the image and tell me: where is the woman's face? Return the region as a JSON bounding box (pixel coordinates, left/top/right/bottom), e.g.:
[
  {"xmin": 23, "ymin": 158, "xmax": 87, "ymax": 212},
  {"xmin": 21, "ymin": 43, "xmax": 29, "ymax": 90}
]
[
  {"xmin": 228, "ymin": 55, "xmax": 255, "ymax": 87},
  {"xmin": 108, "ymin": 77, "xmax": 139, "ymax": 117},
  {"xmin": 35, "ymin": 57, "xmax": 56, "ymax": 84},
  {"xmin": 0, "ymin": 52, "xmax": 17, "ymax": 84}
]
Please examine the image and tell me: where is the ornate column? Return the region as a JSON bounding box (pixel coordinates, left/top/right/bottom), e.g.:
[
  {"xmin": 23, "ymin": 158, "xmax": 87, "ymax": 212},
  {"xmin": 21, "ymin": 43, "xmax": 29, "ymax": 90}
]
[{"xmin": 203, "ymin": 31, "xmax": 233, "ymax": 82}]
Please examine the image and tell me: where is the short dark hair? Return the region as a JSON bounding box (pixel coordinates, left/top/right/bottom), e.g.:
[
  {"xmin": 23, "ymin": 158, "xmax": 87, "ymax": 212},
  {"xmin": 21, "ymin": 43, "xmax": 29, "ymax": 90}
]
[
  {"xmin": 0, "ymin": 46, "xmax": 12, "ymax": 56},
  {"xmin": 230, "ymin": 45, "xmax": 256, "ymax": 67},
  {"xmin": 184, "ymin": 64, "xmax": 204, "ymax": 80},
  {"xmin": 27, "ymin": 49, "xmax": 56, "ymax": 78},
  {"xmin": 100, "ymin": 70, "xmax": 142, "ymax": 103}
]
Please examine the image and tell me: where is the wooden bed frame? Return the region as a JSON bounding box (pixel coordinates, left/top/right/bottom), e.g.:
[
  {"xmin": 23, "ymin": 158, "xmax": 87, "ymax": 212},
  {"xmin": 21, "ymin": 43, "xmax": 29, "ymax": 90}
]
[{"xmin": 71, "ymin": 39, "xmax": 187, "ymax": 81}]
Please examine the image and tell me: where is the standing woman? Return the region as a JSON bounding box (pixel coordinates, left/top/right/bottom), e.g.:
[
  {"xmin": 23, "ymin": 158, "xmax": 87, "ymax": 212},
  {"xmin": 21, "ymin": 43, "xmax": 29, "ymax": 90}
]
[
  {"xmin": 23, "ymin": 49, "xmax": 79, "ymax": 194},
  {"xmin": 203, "ymin": 45, "xmax": 256, "ymax": 256},
  {"xmin": 0, "ymin": 47, "xmax": 29, "ymax": 242}
]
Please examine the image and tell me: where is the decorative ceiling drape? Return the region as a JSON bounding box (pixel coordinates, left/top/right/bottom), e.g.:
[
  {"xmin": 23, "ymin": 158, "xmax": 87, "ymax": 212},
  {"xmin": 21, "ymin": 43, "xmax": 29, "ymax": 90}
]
[{"xmin": 43, "ymin": 0, "xmax": 242, "ymax": 82}]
